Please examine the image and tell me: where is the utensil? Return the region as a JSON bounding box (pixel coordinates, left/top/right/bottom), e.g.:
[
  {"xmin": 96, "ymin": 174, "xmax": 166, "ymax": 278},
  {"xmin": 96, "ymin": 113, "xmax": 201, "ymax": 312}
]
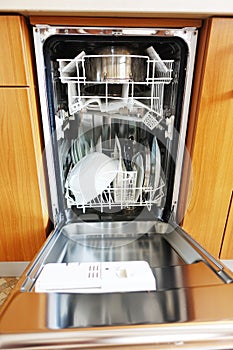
[
  {"xmin": 139, "ymin": 138, "xmax": 151, "ymax": 193},
  {"xmin": 122, "ymin": 137, "xmax": 134, "ymax": 171}
]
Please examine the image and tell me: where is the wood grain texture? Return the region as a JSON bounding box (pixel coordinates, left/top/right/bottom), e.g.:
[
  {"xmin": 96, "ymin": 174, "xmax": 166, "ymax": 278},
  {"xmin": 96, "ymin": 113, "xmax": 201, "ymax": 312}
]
[
  {"xmin": 182, "ymin": 18, "xmax": 233, "ymax": 258},
  {"xmin": 0, "ymin": 88, "xmax": 46, "ymax": 261},
  {"xmin": 0, "ymin": 16, "xmax": 29, "ymax": 86},
  {"xmin": 29, "ymin": 16, "xmax": 202, "ymax": 28},
  {"xmin": 0, "ymin": 16, "xmax": 48, "ymax": 261}
]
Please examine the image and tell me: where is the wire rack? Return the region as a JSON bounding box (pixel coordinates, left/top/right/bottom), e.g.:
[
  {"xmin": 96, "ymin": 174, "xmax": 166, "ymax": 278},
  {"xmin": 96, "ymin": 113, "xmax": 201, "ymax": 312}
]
[
  {"xmin": 58, "ymin": 53, "xmax": 173, "ymax": 130},
  {"xmin": 65, "ymin": 169, "xmax": 165, "ymax": 213},
  {"xmin": 58, "ymin": 51, "xmax": 170, "ymax": 211}
]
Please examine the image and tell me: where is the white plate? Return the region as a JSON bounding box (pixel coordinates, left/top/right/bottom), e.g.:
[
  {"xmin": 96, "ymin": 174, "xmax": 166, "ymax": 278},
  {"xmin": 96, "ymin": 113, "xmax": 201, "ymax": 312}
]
[
  {"xmin": 70, "ymin": 140, "xmax": 76, "ymax": 164},
  {"xmin": 150, "ymin": 136, "xmax": 161, "ymax": 193},
  {"xmin": 68, "ymin": 152, "xmax": 119, "ymax": 205},
  {"xmin": 113, "ymin": 135, "xmax": 128, "ymax": 203},
  {"xmin": 132, "ymin": 152, "xmax": 144, "ymax": 201}
]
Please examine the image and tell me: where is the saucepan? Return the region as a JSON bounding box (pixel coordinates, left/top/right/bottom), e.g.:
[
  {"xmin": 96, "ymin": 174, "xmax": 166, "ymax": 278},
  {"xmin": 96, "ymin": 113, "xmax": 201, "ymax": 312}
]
[{"xmin": 85, "ymin": 46, "xmax": 147, "ymax": 82}]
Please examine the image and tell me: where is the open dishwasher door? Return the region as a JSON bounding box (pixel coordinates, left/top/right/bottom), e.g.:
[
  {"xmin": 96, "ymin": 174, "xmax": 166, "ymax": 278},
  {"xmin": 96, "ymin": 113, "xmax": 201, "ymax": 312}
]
[
  {"xmin": 1, "ymin": 219, "xmax": 233, "ymax": 349},
  {"xmin": 1, "ymin": 22, "xmax": 233, "ymax": 349}
]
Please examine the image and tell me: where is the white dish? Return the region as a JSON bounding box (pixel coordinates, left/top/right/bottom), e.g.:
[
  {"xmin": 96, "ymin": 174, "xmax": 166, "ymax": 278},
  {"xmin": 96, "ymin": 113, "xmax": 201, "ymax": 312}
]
[
  {"xmin": 153, "ymin": 137, "xmax": 161, "ymax": 191},
  {"xmin": 68, "ymin": 152, "xmax": 119, "ymax": 205},
  {"xmin": 95, "ymin": 135, "xmax": 102, "ymax": 153},
  {"xmin": 113, "ymin": 135, "xmax": 128, "ymax": 203},
  {"xmin": 132, "ymin": 152, "xmax": 144, "ymax": 201},
  {"xmin": 73, "ymin": 140, "xmax": 79, "ymax": 163},
  {"xmin": 70, "ymin": 140, "xmax": 76, "ymax": 164},
  {"xmin": 149, "ymin": 136, "xmax": 161, "ymax": 200}
]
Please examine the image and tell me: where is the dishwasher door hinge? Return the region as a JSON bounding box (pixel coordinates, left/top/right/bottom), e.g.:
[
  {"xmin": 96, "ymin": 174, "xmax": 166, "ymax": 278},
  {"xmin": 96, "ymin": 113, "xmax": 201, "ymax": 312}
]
[
  {"xmin": 217, "ymin": 269, "xmax": 233, "ymax": 284},
  {"xmin": 54, "ymin": 211, "xmax": 65, "ymax": 227}
]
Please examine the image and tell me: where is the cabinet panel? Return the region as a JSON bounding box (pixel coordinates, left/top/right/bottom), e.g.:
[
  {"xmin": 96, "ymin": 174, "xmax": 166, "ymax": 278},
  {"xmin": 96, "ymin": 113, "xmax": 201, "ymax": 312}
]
[
  {"xmin": 182, "ymin": 18, "xmax": 233, "ymax": 258},
  {"xmin": 0, "ymin": 88, "xmax": 46, "ymax": 261},
  {"xmin": 29, "ymin": 16, "xmax": 202, "ymax": 28},
  {"xmin": 0, "ymin": 16, "xmax": 29, "ymax": 86}
]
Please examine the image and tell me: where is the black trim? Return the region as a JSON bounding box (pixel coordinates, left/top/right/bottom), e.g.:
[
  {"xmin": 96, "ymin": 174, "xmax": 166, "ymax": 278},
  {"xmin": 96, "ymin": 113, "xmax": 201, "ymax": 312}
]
[{"xmin": 42, "ymin": 32, "xmax": 188, "ymax": 222}]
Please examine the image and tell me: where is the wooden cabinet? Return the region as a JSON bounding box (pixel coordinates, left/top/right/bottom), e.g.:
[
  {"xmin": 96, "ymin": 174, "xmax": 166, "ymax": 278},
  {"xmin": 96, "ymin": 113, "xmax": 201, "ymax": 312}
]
[
  {"xmin": 0, "ymin": 16, "xmax": 31, "ymax": 86},
  {"xmin": 0, "ymin": 88, "xmax": 46, "ymax": 260},
  {"xmin": 182, "ymin": 18, "xmax": 233, "ymax": 259},
  {"xmin": 0, "ymin": 16, "xmax": 47, "ymax": 261}
]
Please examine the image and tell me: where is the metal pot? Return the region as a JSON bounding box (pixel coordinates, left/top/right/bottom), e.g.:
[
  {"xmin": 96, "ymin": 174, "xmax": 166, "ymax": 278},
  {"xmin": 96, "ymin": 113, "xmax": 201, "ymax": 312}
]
[{"xmin": 85, "ymin": 46, "xmax": 146, "ymax": 82}]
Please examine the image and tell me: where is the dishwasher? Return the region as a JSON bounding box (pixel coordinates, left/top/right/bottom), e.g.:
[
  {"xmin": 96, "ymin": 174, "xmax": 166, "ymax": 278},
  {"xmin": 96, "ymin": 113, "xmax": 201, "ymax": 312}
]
[{"xmin": 1, "ymin": 23, "xmax": 233, "ymax": 349}]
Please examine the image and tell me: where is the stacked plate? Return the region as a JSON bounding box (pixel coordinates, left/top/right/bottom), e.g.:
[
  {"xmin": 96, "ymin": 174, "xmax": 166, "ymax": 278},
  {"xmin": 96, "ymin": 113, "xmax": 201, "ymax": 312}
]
[{"xmin": 68, "ymin": 152, "xmax": 119, "ymax": 205}]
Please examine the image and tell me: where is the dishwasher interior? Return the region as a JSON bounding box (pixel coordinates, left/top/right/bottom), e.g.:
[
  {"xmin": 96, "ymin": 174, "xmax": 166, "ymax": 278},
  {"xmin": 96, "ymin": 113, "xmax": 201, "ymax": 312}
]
[{"xmin": 41, "ymin": 29, "xmax": 190, "ymax": 222}]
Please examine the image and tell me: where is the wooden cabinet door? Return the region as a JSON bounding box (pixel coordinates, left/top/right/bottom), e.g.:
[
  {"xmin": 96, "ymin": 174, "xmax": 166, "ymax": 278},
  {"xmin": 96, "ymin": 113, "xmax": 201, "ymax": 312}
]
[
  {"xmin": 182, "ymin": 18, "xmax": 233, "ymax": 258},
  {"xmin": 0, "ymin": 88, "xmax": 46, "ymax": 261},
  {"xmin": 0, "ymin": 16, "xmax": 31, "ymax": 86}
]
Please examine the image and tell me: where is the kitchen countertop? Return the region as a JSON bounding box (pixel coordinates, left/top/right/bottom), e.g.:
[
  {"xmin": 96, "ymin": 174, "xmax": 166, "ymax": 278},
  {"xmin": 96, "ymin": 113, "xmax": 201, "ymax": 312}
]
[{"xmin": 0, "ymin": 0, "xmax": 232, "ymax": 18}]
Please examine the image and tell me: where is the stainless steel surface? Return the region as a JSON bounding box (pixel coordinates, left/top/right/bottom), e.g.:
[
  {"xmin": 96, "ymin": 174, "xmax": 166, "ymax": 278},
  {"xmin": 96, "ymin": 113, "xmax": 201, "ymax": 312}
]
[
  {"xmin": 22, "ymin": 221, "xmax": 186, "ymax": 291},
  {"xmin": 2, "ymin": 324, "xmax": 233, "ymax": 350},
  {"xmin": 1, "ymin": 284, "xmax": 233, "ymax": 349},
  {"xmin": 20, "ymin": 221, "xmax": 232, "ymax": 291},
  {"xmin": 85, "ymin": 46, "xmax": 146, "ymax": 82},
  {"xmin": 1, "ymin": 221, "xmax": 233, "ymax": 347},
  {"xmin": 173, "ymin": 223, "xmax": 233, "ymax": 283},
  {"xmin": 164, "ymin": 230, "xmax": 203, "ymax": 264}
]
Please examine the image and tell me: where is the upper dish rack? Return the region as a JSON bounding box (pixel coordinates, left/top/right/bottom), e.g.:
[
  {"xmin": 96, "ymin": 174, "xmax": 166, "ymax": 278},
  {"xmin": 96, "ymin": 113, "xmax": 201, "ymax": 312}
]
[{"xmin": 57, "ymin": 51, "xmax": 174, "ymax": 130}]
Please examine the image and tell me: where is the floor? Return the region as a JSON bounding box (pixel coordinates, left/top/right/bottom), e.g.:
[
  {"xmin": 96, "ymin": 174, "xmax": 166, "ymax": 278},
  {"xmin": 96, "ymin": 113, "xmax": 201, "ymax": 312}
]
[{"xmin": 0, "ymin": 277, "xmax": 19, "ymax": 307}]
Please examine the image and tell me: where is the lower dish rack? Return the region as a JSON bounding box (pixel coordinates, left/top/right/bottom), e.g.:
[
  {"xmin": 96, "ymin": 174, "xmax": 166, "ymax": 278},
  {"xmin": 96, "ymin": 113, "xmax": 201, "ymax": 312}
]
[{"xmin": 65, "ymin": 169, "xmax": 165, "ymax": 212}]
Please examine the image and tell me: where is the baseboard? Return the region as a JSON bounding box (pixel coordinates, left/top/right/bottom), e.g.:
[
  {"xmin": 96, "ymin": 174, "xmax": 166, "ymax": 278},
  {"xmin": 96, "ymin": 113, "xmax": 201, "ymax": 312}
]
[{"xmin": 0, "ymin": 262, "xmax": 29, "ymax": 277}]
